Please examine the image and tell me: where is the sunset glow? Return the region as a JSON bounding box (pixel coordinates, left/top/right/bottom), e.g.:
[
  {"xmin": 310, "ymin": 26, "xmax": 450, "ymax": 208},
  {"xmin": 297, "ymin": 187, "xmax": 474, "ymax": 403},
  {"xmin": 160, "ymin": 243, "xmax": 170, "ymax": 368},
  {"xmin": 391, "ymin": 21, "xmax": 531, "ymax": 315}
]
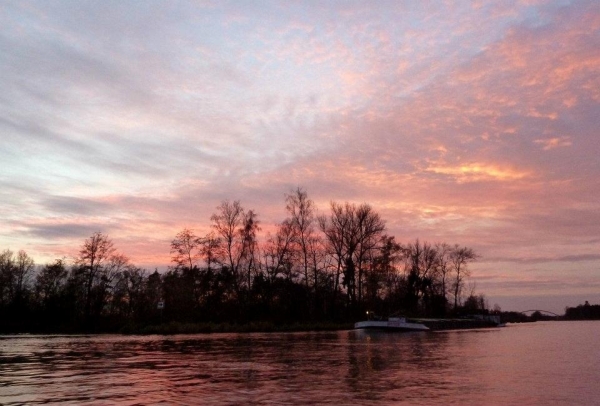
[{"xmin": 1, "ymin": 0, "xmax": 599, "ymax": 313}]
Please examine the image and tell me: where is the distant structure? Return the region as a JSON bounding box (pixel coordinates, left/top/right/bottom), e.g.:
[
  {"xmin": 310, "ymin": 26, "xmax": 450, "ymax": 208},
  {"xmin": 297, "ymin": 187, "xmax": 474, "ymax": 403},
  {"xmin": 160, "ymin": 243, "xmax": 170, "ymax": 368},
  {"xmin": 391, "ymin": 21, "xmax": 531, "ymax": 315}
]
[{"xmin": 520, "ymin": 309, "xmax": 560, "ymax": 317}]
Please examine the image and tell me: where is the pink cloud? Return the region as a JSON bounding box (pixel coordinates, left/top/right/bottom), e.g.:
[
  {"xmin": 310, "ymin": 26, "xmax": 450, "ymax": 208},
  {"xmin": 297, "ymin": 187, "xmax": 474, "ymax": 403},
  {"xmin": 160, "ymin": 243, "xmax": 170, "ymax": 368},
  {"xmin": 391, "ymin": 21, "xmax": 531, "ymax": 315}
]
[
  {"xmin": 534, "ymin": 136, "xmax": 572, "ymax": 150},
  {"xmin": 2, "ymin": 1, "xmax": 599, "ymax": 307}
]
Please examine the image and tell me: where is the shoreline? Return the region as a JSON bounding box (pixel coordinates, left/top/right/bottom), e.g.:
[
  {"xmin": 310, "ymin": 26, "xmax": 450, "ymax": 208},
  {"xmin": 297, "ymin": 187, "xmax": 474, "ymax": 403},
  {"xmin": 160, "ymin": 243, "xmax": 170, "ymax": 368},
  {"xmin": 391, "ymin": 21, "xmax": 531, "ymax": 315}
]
[
  {"xmin": 6, "ymin": 317, "xmax": 595, "ymax": 336},
  {"xmin": 0, "ymin": 321, "xmax": 355, "ymax": 336}
]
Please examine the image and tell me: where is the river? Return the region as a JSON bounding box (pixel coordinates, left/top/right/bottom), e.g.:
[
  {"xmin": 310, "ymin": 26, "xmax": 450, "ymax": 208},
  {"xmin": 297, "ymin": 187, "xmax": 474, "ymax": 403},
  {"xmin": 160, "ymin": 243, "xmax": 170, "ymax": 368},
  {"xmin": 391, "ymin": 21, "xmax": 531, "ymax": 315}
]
[{"xmin": 1, "ymin": 321, "xmax": 598, "ymax": 405}]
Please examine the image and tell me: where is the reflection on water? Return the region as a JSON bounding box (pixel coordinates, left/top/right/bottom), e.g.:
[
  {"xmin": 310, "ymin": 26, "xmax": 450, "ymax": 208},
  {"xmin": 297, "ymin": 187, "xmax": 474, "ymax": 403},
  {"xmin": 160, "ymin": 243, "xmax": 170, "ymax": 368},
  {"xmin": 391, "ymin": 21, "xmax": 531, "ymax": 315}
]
[{"xmin": 1, "ymin": 321, "xmax": 598, "ymax": 405}]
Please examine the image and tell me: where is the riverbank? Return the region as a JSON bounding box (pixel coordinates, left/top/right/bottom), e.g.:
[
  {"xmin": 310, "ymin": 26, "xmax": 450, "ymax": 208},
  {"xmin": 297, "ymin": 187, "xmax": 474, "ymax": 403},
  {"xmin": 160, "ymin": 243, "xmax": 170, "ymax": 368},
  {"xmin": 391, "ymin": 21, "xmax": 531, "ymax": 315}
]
[
  {"xmin": 120, "ymin": 321, "xmax": 354, "ymax": 335},
  {"xmin": 0, "ymin": 320, "xmax": 354, "ymax": 335},
  {"xmin": 415, "ymin": 317, "xmax": 502, "ymax": 330},
  {"xmin": 0, "ymin": 318, "xmax": 510, "ymax": 335}
]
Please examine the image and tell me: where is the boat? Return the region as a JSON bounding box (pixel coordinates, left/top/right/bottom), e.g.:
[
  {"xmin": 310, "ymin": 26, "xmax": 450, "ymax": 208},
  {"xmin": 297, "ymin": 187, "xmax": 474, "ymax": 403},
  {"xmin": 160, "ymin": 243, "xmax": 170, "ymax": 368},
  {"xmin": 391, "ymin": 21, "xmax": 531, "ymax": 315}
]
[{"xmin": 354, "ymin": 316, "xmax": 429, "ymax": 332}]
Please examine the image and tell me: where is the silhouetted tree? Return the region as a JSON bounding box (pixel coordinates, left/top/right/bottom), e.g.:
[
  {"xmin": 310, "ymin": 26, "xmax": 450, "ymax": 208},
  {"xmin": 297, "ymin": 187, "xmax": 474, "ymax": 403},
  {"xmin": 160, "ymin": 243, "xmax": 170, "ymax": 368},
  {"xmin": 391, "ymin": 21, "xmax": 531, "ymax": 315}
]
[
  {"xmin": 462, "ymin": 293, "xmax": 487, "ymax": 314},
  {"xmin": 319, "ymin": 202, "xmax": 385, "ymax": 311},
  {"xmin": 170, "ymin": 228, "xmax": 202, "ymax": 271},
  {"xmin": 285, "ymin": 187, "xmax": 316, "ymax": 289},
  {"xmin": 365, "ymin": 235, "xmax": 403, "ymax": 313},
  {"xmin": 0, "ymin": 249, "xmax": 16, "ymax": 306},
  {"xmin": 565, "ymin": 302, "xmax": 600, "ymax": 320},
  {"xmin": 0, "ymin": 249, "xmax": 34, "ymax": 328},
  {"xmin": 353, "ymin": 204, "xmax": 385, "ymax": 305},
  {"xmin": 435, "ymin": 242, "xmax": 452, "ymax": 305},
  {"xmin": 14, "ymin": 250, "xmax": 34, "ymax": 301},
  {"xmin": 211, "ymin": 200, "xmax": 246, "ymax": 295},
  {"xmin": 199, "ymin": 232, "xmax": 222, "ymax": 272},
  {"xmin": 35, "ymin": 258, "xmax": 68, "ymax": 304},
  {"xmin": 240, "ymin": 209, "xmax": 260, "ymax": 292},
  {"xmin": 319, "ymin": 202, "xmax": 352, "ymax": 308},
  {"xmin": 263, "ymin": 219, "xmax": 297, "ymax": 283},
  {"xmin": 450, "ymin": 245, "xmax": 477, "ymax": 310},
  {"xmin": 74, "ymin": 232, "xmax": 116, "ymax": 322}
]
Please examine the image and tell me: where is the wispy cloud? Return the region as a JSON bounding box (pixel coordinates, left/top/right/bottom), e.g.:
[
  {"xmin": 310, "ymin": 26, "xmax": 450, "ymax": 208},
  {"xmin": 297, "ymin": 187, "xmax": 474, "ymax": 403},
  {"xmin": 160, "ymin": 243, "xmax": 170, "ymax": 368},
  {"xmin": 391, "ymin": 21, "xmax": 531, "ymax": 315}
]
[{"xmin": 534, "ymin": 136, "xmax": 572, "ymax": 150}]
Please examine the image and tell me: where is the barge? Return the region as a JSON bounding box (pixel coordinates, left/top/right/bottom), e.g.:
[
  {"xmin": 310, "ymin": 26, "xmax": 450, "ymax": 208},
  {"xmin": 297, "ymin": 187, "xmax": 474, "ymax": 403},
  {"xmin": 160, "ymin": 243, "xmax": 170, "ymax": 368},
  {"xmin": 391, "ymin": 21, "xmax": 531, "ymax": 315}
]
[
  {"xmin": 355, "ymin": 313, "xmax": 503, "ymax": 332},
  {"xmin": 354, "ymin": 317, "xmax": 430, "ymax": 331}
]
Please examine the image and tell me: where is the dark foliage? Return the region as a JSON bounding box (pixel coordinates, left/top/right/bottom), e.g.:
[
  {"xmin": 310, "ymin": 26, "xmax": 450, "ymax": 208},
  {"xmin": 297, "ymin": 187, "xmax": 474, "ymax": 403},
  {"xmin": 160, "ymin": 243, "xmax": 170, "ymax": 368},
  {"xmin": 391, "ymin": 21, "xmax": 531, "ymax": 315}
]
[{"xmin": 564, "ymin": 301, "xmax": 600, "ymax": 320}]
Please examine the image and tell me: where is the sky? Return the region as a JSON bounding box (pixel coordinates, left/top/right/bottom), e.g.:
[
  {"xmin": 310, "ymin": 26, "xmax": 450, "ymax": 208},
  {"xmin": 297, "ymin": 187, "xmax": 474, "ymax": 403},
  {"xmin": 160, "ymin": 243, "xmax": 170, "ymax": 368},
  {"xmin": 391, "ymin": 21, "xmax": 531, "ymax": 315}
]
[{"xmin": 1, "ymin": 0, "xmax": 599, "ymax": 314}]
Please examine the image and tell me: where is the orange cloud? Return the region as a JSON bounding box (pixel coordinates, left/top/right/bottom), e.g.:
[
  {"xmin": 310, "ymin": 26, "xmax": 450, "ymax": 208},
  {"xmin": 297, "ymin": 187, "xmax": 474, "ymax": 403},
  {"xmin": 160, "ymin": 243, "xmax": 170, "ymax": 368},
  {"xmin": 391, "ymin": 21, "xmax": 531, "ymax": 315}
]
[{"xmin": 425, "ymin": 162, "xmax": 530, "ymax": 182}]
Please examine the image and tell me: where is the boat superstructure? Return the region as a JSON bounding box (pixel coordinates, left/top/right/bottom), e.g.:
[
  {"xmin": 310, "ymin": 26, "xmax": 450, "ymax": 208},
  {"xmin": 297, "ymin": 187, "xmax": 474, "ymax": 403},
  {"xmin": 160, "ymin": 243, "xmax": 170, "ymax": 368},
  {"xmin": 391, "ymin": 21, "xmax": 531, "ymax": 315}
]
[{"xmin": 354, "ymin": 316, "xmax": 429, "ymax": 331}]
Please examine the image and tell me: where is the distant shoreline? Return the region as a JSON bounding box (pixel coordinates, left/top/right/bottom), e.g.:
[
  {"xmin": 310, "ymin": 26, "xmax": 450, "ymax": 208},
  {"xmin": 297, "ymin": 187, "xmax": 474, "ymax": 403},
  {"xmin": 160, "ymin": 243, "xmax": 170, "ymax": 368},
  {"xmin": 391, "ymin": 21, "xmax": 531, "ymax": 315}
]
[{"xmin": 6, "ymin": 318, "xmax": 598, "ymax": 337}]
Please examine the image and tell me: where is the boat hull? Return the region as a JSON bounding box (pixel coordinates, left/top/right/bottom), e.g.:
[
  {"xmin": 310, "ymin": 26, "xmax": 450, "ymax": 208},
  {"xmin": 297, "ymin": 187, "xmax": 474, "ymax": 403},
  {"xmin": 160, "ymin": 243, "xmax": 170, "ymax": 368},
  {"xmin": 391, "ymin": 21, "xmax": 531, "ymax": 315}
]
[{"xmin": 354, "ymin": 319, "xmax": 429, "ymax": 331}]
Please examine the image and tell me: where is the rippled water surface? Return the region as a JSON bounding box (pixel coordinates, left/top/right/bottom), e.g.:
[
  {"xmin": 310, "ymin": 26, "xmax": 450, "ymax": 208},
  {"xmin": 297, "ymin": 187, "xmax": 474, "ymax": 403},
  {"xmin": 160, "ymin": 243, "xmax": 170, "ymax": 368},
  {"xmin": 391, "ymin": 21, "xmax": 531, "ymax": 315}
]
[{"xmin": 1, "ymin": 321, "xmax": 599, "ymax": 405}]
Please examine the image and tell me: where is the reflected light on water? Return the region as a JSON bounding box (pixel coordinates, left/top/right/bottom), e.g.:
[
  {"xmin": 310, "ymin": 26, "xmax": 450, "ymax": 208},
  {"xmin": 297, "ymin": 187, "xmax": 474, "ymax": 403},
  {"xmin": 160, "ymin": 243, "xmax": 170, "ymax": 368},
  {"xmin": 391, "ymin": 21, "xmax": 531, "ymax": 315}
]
[{"xmin": 1, "ymin": 322, "xmax": 599, "ymax": 405}]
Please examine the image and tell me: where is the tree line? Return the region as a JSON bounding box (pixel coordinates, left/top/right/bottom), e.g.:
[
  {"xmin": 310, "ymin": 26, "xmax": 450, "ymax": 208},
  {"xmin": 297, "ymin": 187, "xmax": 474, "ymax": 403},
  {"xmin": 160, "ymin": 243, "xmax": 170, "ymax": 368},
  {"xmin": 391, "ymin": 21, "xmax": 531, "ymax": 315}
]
[
  {"xmin": 0, "ymin": 188, "xmax": 483, "ymax": 333},
  {"xmin": 564, "ymin": 301, "xmax": 600, "ymax": 320}
]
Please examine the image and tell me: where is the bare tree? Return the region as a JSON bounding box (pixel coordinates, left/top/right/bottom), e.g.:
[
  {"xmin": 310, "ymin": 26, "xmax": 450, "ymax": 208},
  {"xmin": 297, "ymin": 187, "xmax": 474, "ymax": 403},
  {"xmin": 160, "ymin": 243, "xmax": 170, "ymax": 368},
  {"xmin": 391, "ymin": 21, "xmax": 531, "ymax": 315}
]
[
  {"xmin": 14, "ymin": 250, "xmax": 34, "ymax": 300},
  {"xmin": 75, "ymin": 232, "xmax": 116, "ymax": 320},
  {"xmin": 210, "ymin": 200, "xmax": 262, "ymax": 294},
  {"xmin": 319, "ymin": 202, "xmax": 385, "ymax": 306},
  {"xmin": 353, "ymin": 204, "xmax": 385, "ymax": 304},
  {"xmin": 199, "ymin": 232, "xmax": 222, "ymax": 272},
  {"xmin": 285, "ymin": 187, "xmax": 316, "ymax": 289},
  {"xmin": 170, "ymin": 228, "xmax": 202, "ymax": 271},
  {"xmin": 240, "ymin": 209, "xmax": 260, "ymax": 290},
  {"xmin": 318, "ymin": 202, "xmax": 350, "ymax": 297},
  {"xmin": 101, "ymin": 253, "xmax": 134, "ymax": 316},
  {"xmin": 435, "ymin": 242, "xmax": 452, "ymax": 302},
  {"xmin": 450, "ymin": 245, "xmax": 477, "ymax": 310},
  {"xmin": 262, "ymin": 219, "xmax": 297, "ymax": 282},
  {"xmin": 0, "ymin": 249, "xmax": 15, "ymax": 304},
  {"xmin": 403, "ymin": 239, "xmax": 445, "ymax": 314},
  {"xmin": 211, "ymin": 200, "xmax": 245, "ymax": 279},
  {"xmin": 403, "ymin": 239, "xmax": 423, "ymax": 311},
  {"xmin": 307, "ymin": 234, "xmax": 326, "ymax": 294}
]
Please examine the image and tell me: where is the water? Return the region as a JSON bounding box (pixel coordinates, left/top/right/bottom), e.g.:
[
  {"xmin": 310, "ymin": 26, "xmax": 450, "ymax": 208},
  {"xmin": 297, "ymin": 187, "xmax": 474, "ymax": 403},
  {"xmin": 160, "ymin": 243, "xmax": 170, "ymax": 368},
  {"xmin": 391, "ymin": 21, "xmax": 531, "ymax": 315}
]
[{"xmin": 1, "ymin": 321, "xmax": 598, "ymax": 405}]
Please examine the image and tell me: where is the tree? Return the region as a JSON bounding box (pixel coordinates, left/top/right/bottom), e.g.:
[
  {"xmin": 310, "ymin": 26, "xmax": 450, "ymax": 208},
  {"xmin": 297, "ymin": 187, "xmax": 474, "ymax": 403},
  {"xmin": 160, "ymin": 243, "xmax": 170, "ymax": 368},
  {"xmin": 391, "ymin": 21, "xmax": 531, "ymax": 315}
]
[
  {"xmin": 319, "ymin": 202, "xmax": 385, "ymax": 308},
  {"xmin": 318, "ymin": 202, "xmax": 351, "ymax": 300},
  {"xmin": 240, "ymin": 209, "xmax": 260, "ymax": 291},
  {"xmin": 170, "ymin": 228, "xmax": 202, "ymax": 271},
  {"xmin": 353, "ymin": 204, "xmax": 386, "ymax": 304},
  {"xmin": 435, "ymin": 242, "xmax": 452, "ymax": 304},
  {"xmin": 210, "ymin": 200, "xmax": 260, "ymax": 296},
  {"xmin": 450, "ymin": 245, "xmax": 477, "ymax": 310},
  {"xmin": 262, "ymin": 219, "xmax": 297, "ymax": 283},
  {"xmin": 366, "ymin": 235, "xmax": 403, "ymax": 311},
  {"xmin": 0, "ymin": 249, "xmax": 34, "ymax": 307},
  {"xmin": 36, "ymin": 258, "xmax": 68, "ymax": 303},
  {"xmin": 0, "ymin": 249, "xmax": 15, "ymax": 305},
  {"xmin": 14, "ymin": 250, "xmax": 34, "ymax": 301},
  {"xmin": 114, "ymin": 266, "xmax": 147, "ymax": 320},
  {"xmin": 211, "ymin": 200, "xmax": 245, "ymax": 283},
  {"xmin": 199, "ymin": 232, "xmax": 222, "ymax": 272},
  {"xmin": 74, "ymin": 232, "xmax": 116, "ymax": 321},
  {"xmin": 463, "ymin": 293, "xmax": 487, "ymax": 314},
  {"xmin": 34, "ymin": 258, "xmax": 71, "ymax": 328},
  {"xmin": 403, "ymin": 239, "xmax": 423, "ymax": 313},
  {"xmin": 101, "ymin": 253, "xmax": 134, "ymax": 316},
  {"xmin": 285, "ymin": 187, "xmax": 316, "ymax": 289}
]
